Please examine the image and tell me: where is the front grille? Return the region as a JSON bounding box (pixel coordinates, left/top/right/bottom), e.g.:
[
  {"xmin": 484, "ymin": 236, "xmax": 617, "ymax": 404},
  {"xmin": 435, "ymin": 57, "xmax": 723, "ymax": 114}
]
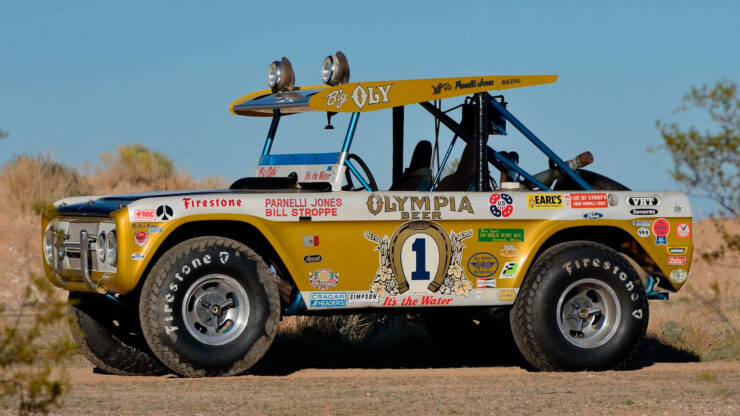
[{"xmin": 47, "ymin": 220, "xmax": 117, "ymax": 290}]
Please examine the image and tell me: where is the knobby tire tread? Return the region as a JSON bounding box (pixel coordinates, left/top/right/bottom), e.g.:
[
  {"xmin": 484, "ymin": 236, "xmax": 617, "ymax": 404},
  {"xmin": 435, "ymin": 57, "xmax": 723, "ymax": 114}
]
[
  {"xmin": 510, "ymin": 241, "xmax": 648, "ymax": 371},
  {"xmin": 140, "ymin": 237, "xmax": 279, "ymax": 377},
  {"xmin": 69, "ymin": 299, "xmax": 166, "ymax": 376}
]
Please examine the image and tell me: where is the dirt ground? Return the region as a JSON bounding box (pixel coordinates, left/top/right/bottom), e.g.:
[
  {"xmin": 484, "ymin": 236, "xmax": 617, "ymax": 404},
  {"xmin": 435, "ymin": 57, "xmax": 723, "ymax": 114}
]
[
  {"xmin": 35, "ymin": 362, "xmax": 740, "ymax": 415},
  {"xmin": 0, "ymin": 219, "xmax": 738, "ymax": 415}
]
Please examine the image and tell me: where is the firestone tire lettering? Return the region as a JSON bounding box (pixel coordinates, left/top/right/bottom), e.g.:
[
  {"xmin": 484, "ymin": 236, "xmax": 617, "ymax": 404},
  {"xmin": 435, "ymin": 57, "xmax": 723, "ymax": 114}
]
[
  {"xmin": 510, "ymin": 241, "xmax": 648, "ymax": 371},
  {"xmin": 139, "ymin": 236, "xmax": 280, "ymax": 377}
]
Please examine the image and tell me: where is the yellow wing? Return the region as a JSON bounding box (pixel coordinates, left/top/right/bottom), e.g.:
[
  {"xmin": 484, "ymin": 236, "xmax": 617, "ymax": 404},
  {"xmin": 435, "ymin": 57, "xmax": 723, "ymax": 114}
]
[{"xmin": 308, "ymin": 75, "xmax": 558, "ymax": 113}]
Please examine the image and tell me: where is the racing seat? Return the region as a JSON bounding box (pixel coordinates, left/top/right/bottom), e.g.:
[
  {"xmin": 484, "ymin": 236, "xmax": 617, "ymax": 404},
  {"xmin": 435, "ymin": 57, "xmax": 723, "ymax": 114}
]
[
  {"xmin": 390, "ymin": 140, "xmax": 433, "ymax": 191},
  {"xmin": 435, "ymin": 143, "xmax": 476, "ymax": 191}
]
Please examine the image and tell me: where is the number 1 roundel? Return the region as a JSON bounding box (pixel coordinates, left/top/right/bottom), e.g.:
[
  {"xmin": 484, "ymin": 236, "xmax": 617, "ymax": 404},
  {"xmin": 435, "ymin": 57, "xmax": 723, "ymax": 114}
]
[{"xmin": 388, "ymin": 221, "xmax": 452, "ymax": 294}]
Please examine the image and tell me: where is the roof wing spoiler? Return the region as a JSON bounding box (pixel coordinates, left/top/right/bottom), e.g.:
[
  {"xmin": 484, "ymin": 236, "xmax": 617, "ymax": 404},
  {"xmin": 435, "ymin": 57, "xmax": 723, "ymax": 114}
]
[
  {"xmin": 308, "ymin": 75, "xmax": 558, "ymax": 113},
  {"xmin": 230, "ymin": 75, "xmax": 557, "ymax": 117}
]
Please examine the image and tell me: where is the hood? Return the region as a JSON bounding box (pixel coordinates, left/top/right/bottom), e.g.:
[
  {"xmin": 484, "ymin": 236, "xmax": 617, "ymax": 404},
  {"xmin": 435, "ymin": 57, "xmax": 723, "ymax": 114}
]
[{"xmin": 54, "ymin": 189, "xmax": 229, "ymax": 217}]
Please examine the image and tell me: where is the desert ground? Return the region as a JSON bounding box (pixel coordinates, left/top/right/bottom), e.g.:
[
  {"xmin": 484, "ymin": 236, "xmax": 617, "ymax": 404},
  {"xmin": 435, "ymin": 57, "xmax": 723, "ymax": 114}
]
[{"xmin": 0, "ymin": 216, "xmax": 738, "ymax": 415}]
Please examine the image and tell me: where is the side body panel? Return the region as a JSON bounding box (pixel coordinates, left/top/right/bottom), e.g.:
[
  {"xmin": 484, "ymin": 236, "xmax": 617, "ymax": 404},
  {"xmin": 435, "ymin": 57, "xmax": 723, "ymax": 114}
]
[{"xmin": 44, "ymin": 190, "xmax": 693, "ymax": 310}]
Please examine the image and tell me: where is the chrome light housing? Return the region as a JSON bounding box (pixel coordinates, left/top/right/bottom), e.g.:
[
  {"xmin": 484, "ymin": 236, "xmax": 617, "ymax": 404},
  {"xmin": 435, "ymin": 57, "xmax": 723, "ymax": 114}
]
[
  {"xmin": 44, "ymin": 228, "xmax": 54, "ymax": 264},
  {"xmin": 96, "ymin": 232, "xmax": 106, "ymax": 263},
  {"xmin": 267, "ymin": 57, "xmax": 295, "ymax": 92},
  {"xmin": 106, "ymin": 231, "xmax": 117, "ymax": 266},
  {"xmin": 321, "ymin": 51, "xmax": 350, "ymax": 86}
]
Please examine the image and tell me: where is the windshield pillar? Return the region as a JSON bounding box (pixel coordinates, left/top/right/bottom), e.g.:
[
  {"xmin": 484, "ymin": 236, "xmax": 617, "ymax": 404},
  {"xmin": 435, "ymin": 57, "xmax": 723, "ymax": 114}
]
[
  {"xmin": 341, "ymin": 112, "xmax": 360, "ymax": 153},
  {"xmin": 261, "ymin": 110, "xmax": 281, "ymax": 161}
]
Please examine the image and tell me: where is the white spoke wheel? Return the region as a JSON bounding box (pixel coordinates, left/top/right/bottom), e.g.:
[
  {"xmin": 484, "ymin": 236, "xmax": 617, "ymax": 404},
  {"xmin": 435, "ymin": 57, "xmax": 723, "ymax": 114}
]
[
  {"xmin": 140, "ymin": 237, "xmax": 280, "ymax": 377},
  {"xmin": 510, "ymin": 241, "xmax": 648, "ymax": 371}
]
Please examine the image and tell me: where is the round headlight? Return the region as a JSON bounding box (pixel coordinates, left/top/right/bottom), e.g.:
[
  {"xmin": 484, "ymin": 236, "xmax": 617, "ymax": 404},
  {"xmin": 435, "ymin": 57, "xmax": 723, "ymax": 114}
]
[
  {"xmin": 106, "ymin": 231, "xmax": 117, "ymax": 266},
  {"xmin": 44, "ymin": 228, "xmax": 54, "ymax": 264},
  {"xmin": 97, "ymin": 232, "xmax": 106, "ymax": 263},
  {"xmin": 321, "ymin": 56, "xmax": 336, "ymax": 85},
  {"xmin": 267, "ymin": 57, "xmax": 295, "ymax": 92},
  {"xmin": 321, "ymin": 51, "xmax": 350, "ymax": 86},
  {"xmin": 267, "ymin": 60, "xmax": 281, "ymax": 89}
]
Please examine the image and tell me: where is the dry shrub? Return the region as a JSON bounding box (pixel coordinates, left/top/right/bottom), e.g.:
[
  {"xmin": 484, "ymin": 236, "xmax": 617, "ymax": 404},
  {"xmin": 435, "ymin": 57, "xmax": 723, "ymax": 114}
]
[
  {"xmin": 0, "ymin": 275, "xmax": 76, "ymax": 415},
  {"xmin": 0, "ymin": 155, "xmax": 89, "ymax": 225},
  {"xmin": 90, "ymin": 144, "xmax": 227, "ymax": 194},
  {"xmin": 279, "ymin": 315, "xmax": 376, "ymax": 342},
  {"xmin": 278, "ymin": 314, "xmax": 425, "ymax": 347}
]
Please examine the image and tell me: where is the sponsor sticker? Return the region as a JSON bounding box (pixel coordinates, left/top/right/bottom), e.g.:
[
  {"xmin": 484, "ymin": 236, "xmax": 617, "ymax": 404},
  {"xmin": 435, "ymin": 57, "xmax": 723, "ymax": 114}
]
[
  {"xmin": 499, "ymin": 262, "xmax": 520, "ymax": 279},
  {"xmin": 303, "ymin": 235, "xmax": 320, "ymax": 247},
  {"xmin": 131, "ymin": 252, "xmax": 145, "ymax": 261},
  {"xmin": 347, "ymin": 292, "xmax": 380, "ymax": 304},
  {"xmin": 134, "ymin": 209, "xmax": 157, "ymax": 221},
  {"xmin": 182, "ymin": 197, "xmax": 242, "ymax": 210},
  {"xmin": 668, "ymin": 256, "xmax": 687, "ymax": 266},
  {"xmin": 608, "ymin": 194, "xmax": 618, "ymax": 206},
  {"xmin": 566, "ymin": 193, "xmax": 608, "ymax": 209},
  {"xmin": 668, "ymin": 247, "xmax": 687, "ymax": 255},
  {"xmin": 476, "ymin": 278, "xmax": 496, "ymax": 288},
  {"xmin": 677, "ymin": 223, "xmax": 690, "ymax": 238},
  {"xmin": 303, "ymin": 255, "xmax": 322, "ymax": 263},
  {"xmin": 478, "ymin": 228, "xmax": 524, "ymax": 242},
  {"xmin": 309, "ymin": 268, "xmax": 338, "ymax": 290},
  {"xmin": 630, "ymin": 208, "xmax": 658, "ymax": 216},
  {"xmin": 637, "ymin": 228, "xmax": 651, "ymax": 238},
  {"xmin": 583, "ymin": 212, "xmax": 604, "ymax": 219},
  {"xmin": 467, "ymin": 252, "xmax": 498, "ymax": 278},
  {"xmin": 670, "ymin": 269, "xmax": 688, "ymax": 284},
  {"xmin": 134, "ymin": 231, "xmax": 149, "ymax": 247},
  {"xmin": 626, "ymin": 196, "xmax": 661, "ymax": 207},
  {"xmin": 367, "ymin": 194, "xmax": 474, "ymax": 220},
  {"xmin": 489, "ymin": 193, "xmax": 514, "ymax": 217},
  {"xmin": 652, "ymin": 218, "xmax": 670, "ymax": 246},
  {"xmin": 633, "ymin": 220, "xmax": 652, "ymax": 227},
  {"xmin": 527, "ymin": 194, "xmax": 563, "ymax": 209},
  {"xmin": 498, "ymin": 290, "xmax": 516, "ymax": 302},
  {"xmin": 148, "ymin": 226, "xmax": 162, "ymax": 233},
  {"xmin": 310, "ymin": 292, "xmax": 347, "ymax": 308},
  {"xmin": 500, "ymin": 245, "xmax": 520, "ymax": 258},
  {"xmin": 156, "ymin": 205, "xmax": 173, "ymax": 221},
  {"xmin": 365, "ymin": 222, "xmax": 473, "ymax": 298}
]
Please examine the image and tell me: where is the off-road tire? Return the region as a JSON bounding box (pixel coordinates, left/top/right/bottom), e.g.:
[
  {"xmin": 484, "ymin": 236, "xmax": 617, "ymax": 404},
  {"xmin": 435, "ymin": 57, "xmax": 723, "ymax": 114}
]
[
  {"xmin": 69, "ymin": 292, "xmax": 166, "ymax": 375},
  {"xmin": 510, "ymin": 241, "xmax": 648, "ymax": 371},
  {"xmin": 139, "ymin": 237, "xmax": 280, "ymax": 377},
  {"xmin": 553, "ymin": 169, "xmax": 630, "ymax": 191}
]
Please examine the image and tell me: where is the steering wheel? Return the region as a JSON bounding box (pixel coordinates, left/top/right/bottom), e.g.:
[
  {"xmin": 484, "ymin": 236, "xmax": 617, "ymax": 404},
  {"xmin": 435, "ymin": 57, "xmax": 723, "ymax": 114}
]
[{"xmin": 343, "ymin": 154, "xmax": 378, "ymax": 191}]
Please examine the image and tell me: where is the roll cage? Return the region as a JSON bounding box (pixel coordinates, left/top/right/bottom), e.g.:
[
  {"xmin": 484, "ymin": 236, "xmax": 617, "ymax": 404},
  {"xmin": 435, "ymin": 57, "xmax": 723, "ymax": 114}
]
[{"xmin": 232, "ymin": 79, "xmax": 594, "ymax": 193}]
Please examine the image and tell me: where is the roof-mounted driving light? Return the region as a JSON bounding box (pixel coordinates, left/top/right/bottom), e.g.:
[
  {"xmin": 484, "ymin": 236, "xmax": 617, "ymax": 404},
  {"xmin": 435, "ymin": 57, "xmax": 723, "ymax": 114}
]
[
  {"xmin": 321, "ymin": 51, "xmax": 350, "ymax": 86},
  {"xmin": 267, "ymin": 57, "xmax": 295, "ymax": 92}
]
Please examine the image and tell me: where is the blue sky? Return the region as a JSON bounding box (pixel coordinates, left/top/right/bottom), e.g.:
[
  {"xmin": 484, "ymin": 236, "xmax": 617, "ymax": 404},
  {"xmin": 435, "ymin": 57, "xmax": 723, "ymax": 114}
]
[{"xmin": 1, "ymin": 0, "xmax": 738, "ymax": 216}]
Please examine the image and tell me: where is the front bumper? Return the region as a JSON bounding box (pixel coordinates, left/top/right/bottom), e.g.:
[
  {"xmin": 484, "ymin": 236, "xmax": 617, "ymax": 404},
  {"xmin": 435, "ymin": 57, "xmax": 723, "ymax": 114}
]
[{"xmin": 45, "ymin": 220, "xmax": 117, "ymax": 293}]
